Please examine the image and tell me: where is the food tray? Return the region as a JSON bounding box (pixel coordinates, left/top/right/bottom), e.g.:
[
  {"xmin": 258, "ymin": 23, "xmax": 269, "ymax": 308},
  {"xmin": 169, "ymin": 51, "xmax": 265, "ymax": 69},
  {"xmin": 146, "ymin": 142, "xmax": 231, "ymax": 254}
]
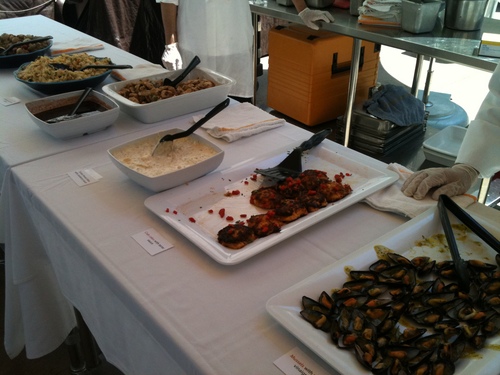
[
  {"xmin": 266, "ymin": 206, "xmax": 500, "ymax": 375},
  {"xmin": 144, "ymin": 140, "xmax": 398, "ymax": 265},
  {"xmin": 102, "ymin": 67, "xmax": 235, "ymax": 124}
]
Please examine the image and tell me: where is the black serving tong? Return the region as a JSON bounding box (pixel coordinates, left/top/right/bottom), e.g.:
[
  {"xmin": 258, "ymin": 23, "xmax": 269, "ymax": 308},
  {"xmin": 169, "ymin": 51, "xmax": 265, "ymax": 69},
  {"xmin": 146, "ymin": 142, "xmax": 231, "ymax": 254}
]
[
  {"xmin": 163, "ymin": 55, "xmax": 200, "ymax": 87},
  {"xmin": 437, "ymin": 194, "xmax": 500, "ymax": 292},
  {"xmin": 151, "ymin": 98, "xmax": 230, "ymax": 156},
  {"xmin": 50, "ymin": 63, "xmax": 132, "ymax": 71},
  {"xmin": 254, "ymin": 128, "xmax": 332, "ymax": 181}
]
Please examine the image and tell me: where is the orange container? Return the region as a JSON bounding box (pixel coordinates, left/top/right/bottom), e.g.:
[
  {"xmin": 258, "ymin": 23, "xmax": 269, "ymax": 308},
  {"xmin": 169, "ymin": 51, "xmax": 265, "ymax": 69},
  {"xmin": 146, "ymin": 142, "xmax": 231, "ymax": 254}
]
[{"xmin": 267, "ymin": 24, "xmax": 380, "ymax": 126}]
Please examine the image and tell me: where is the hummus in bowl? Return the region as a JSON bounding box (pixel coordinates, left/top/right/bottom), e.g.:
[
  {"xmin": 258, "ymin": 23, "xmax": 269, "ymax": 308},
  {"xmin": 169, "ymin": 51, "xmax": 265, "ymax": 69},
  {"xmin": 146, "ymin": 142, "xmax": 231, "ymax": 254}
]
[{"xmin": 108, "ymin": 129, "xmax": 224, "ymax": 192}]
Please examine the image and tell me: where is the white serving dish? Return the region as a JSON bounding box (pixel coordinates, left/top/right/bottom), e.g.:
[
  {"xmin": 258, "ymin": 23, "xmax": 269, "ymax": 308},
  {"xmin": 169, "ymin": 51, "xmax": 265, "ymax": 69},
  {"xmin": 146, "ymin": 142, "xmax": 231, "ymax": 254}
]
[
  {"xmin": 108, "ymin": 129, "xmax": 224, "ymax": 192},
  {"xmin": 144, "ymin": 140, "xmax": 398, "ymax": 265},
  {"xmin": 25, "ymin": 89, "xmax": 119, "ymax": 139},
  {"xmin": 266, "ymin": 206, "xmax": 500, "ymax": 375},
  {"xmin": 102, "ymin": 67, "xmax": 235, "ymax": 124},
  {"xmin": 423, "ymin": 125, "xmax": 466, "ymax": 166}
]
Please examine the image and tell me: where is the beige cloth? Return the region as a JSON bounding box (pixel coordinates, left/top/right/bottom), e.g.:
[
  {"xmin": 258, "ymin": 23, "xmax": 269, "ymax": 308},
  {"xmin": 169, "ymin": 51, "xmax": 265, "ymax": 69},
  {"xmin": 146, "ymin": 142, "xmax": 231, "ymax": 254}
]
[
  {"xmin": 194, "ymin": 102, "xmax": 286, "ymax": 142},
  {"xmin": 364, "ymin": 163, "xmax": 476, "ymax": 218},
  {"xmin": 110, "ymin": 63, "xmax": 166, "ymax": 81},
  {"xmin": 51, "ymin": 37, "xmax": 104, "ymax": 55}
]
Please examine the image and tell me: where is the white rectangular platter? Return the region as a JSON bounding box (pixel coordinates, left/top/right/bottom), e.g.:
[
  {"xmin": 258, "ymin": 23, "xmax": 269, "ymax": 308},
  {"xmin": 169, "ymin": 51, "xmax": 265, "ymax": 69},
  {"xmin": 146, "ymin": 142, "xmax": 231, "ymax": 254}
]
[
  {"xmin": 266, "ymin": 207, "xmax": 500, "ymax": 375},
  {"xmin": 144, "ymin": 140, "xmax": 398, "ymax": 265}
]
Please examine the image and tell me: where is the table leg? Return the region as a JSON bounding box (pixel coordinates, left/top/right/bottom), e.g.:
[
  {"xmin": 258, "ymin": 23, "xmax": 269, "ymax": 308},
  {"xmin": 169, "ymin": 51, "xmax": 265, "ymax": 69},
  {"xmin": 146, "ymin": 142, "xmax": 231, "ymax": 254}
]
[
  {"xmin": 344, "ymin": 38, "xmax": 362, "ymax": 148},
  {"xmin": 252, "ymin": 12, "xmax": 259, "ymax": 105},
  {"xmin": 411, "ymin": 54, "xmax": 424, "ymax": 97}
]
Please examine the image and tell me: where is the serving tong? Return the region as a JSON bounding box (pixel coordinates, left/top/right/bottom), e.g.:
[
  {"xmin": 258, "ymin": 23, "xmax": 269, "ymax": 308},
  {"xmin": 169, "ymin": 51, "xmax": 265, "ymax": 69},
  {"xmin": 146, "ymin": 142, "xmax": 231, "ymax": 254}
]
[
  {"xmin": 163, "ymin": 55, "xmax": 200, "ymax": 87},
  {"xmin": 50, "ymin": 63, "xmax": 132, "ymax": 71},
  {"xmin": 46, "ymin": 87, "xmax": 93, "ymax": 123},
  {"xmin": 254, "ymin": 128, "xmax": 332, "ymax": 180},
  {"xmin": 437, "ymin": 194, "xmax": 500, "ymax": 293},
  {"xmin": 151, "ymin": 98, "xmax": 230, "ymax": 156}
]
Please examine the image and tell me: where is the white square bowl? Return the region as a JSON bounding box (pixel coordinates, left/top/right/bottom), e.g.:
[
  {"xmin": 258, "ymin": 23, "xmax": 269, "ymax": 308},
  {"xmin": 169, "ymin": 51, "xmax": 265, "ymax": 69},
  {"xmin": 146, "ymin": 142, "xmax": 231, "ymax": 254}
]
[
  {"xmin": 108, "ymin": 129, "xmax": 224, "ymax": 192},
  {"xmin": 102, "ymin": 67, "xmax": 235, "ymax": 124},
  {"xmin": 25, "ymin": 89, "xmax": 120, "ymax": 139}
]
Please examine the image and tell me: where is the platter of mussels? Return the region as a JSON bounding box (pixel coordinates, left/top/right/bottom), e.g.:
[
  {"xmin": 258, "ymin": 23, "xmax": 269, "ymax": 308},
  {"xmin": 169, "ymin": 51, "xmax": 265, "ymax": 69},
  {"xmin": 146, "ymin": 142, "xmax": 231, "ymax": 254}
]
[{"xmin": 266, "ymin": 206, "xmax": 500, "ymax": 375}]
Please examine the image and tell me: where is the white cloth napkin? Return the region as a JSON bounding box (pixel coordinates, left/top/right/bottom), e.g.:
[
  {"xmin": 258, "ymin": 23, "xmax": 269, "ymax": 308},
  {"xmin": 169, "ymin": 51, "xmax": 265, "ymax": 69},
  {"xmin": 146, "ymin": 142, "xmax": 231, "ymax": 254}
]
[
  {"xmin": 194, "ymin": 102, "xmax": 286, "ymax": 142},
  {"xmin": 363, "ymin": 163, "xmax": 476, "ymax": 218},
  {"xmin": 51, "ymin": 37, "xmax": 104, "ymax": 55},
  {"xmin": 110, "ymin": 63, "xmax": 166, "ymax": 81}
]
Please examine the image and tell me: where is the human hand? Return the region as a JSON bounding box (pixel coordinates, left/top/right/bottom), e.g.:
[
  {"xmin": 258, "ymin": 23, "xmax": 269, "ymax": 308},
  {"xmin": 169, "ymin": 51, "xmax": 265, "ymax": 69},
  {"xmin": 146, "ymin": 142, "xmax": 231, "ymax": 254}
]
[
  {"xmin": 161, "ymin": 42, "xmax": 182, "ymax": 71},
  {"xmin": 298, "ymin": 8, "xmax": 335, "ymax": 30},
  {"xmin": 401, "ymin": 164, "xmax": 479, "ymax": 200}
]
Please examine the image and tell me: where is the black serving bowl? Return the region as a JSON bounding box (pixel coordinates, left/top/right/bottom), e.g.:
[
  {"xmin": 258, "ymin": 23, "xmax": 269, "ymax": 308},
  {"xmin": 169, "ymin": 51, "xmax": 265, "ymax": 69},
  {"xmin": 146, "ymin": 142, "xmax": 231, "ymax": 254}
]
[
  {"xmin": 14, "ymin": 60, "xmax": 113, "ymax": 95},
  {"xmin": 0, "ymin": 40, "xmax": 53, "ymax": 69}
]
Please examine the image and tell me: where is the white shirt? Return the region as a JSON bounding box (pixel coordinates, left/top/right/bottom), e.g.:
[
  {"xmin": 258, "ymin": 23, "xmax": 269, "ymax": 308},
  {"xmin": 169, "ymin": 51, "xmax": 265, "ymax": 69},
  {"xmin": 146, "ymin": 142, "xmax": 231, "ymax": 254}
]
[{"xmin": 456, "ymin": 62, "xmax": 500, "ymax": 178}]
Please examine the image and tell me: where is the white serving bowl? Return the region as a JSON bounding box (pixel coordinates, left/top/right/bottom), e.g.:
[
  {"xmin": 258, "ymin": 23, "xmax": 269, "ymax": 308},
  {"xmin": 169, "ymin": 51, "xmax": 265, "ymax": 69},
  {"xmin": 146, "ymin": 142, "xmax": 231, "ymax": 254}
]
[
  {"xmin": 102, "ymin": 67, "xmax": 235, "ymax": 124},
  {"xmin": 108, "ymin": 129, "xmax": 224, "ymax": 192},
  {"xmin": 25, "ymin": 89, "xmax": 119, "ymax": 139}
]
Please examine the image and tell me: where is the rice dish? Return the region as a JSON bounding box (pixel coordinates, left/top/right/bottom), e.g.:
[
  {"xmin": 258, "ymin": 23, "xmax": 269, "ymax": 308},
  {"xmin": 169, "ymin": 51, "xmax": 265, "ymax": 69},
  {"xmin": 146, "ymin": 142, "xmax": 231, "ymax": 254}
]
[{"xmin": 16, "ymin": 53, "xmax": 112, "ymax": 82}]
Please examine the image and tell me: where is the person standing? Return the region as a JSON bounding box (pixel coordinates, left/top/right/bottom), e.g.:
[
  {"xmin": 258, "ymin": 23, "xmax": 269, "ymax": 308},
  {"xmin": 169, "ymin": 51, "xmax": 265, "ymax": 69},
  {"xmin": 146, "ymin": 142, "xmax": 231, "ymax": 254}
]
[
  {"xmin": 402, "ymin": 62, "xmax": 500, "ymax": 200},
  {"xmin": 156, "ymin": 0, "xmax": 334, "ymax": 101},
  {"xmin": 156, "ymin": 0, "xmax": 254, "ymax": 100}
]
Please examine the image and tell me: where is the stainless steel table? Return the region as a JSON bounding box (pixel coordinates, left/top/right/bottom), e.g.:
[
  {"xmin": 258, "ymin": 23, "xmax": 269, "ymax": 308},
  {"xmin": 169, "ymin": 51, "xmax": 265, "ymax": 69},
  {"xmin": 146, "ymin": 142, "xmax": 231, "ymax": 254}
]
[{"xmin": 250, "ymin": 1, "xmax": 500, "ymax": 145}]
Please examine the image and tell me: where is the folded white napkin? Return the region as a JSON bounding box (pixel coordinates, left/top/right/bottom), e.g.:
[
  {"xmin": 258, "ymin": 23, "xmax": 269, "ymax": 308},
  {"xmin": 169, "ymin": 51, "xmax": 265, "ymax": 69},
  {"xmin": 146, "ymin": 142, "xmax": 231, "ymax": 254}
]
[
  {"xmin": 194, "ymin": 102, "xmax": 286, "ymax": 142},
  {"xmin": 51, "ymin": 37, "xmax": 104, "ymax": 55},
  {"xmin": 363, "ymin": 163, "xmax": 476, "ymax": 218},
  {"xmin": 110, "ymin": 63, "xmax": 166, "ymax": 81}
]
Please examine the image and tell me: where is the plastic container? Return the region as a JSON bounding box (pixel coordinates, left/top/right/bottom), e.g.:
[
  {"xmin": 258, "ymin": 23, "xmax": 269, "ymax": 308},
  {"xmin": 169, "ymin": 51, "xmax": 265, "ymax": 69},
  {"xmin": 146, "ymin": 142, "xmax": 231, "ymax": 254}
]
[
  {"xmin": 444, "ymin": 0, "xmax": 488, "ymax": 31},
  {"xmin": 102, "ymin": 67, "xmax": 234, "ymax": 124},
  {"xmin": 402, "ymin": 0, "xmax": 442, "ymax": 34}
]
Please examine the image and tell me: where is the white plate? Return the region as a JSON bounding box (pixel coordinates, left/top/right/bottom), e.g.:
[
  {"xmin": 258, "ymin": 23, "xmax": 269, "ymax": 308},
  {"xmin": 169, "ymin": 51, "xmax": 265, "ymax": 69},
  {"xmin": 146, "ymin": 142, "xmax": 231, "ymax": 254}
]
[
  {"xmin": 144, "ymin": 140, "xmax": 398, "ymax": 265},
  {"xmin": 423, "ymin": 125, "xmax": 466, "ymax": 157},
  {"xmin": 266, "ymin": 207, "xmax": 500, "ymax": 375}
]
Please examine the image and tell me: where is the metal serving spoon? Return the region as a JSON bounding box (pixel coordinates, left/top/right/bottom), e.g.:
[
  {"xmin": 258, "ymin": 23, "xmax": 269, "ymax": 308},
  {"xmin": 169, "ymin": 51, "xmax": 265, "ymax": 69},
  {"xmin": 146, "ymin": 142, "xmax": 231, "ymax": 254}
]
[
  {"xmin": 0, "ymin": 35, "xmax": 53, "ymax": 56},
  {"xmin": 151, "ymin": 98, "xmax": 230, "ymax": 156},
  {"xmin": 46, "ymin": 87, "xmax": 93, "ymax": 123}
]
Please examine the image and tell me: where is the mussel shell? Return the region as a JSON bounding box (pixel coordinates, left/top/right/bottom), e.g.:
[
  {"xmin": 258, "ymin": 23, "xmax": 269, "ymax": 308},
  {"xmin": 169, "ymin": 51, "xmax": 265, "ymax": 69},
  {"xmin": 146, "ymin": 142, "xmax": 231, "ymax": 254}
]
[
  {"xmin": 481, "ymin": 279, "xmax": 500, "ymax": 295},
  {"xmin": 318, "ymin": 290, "xmax": 335, "ymax": 310},
  {"xmin": 431, "ymin": 360, "xmax": 455, "ymax": 375},
  {"xmin": 354, "ymin": 337, "xmax": 377, "ymax": 369},
  {"xmin": 467, "ymin": 259, "xmax": 498, "ymax": 272},
  {"xmin": 398, "ymin": 327, "xmax": 427, "ymax": 344},
  {"xmin": 421, "ymin": 292, "xmax": 456, "ymax": 307},
  {"xmin": 301, "ymin": 296, "xmax": 331, "ymax": 315},
  {"xmin": 343, "ymin": 279, "xmax": 374, "ymax": 293},
  {"xmin": 378, "ymin": 265, "xmax": 416, "ymax": 287},
  {"xmin": 481, "ymin": 312, "xmax": 500, "ymax": 336},
  {"xmin": 369, "ymin": 259, "xmax": 391, "ymax": 273},
  {"xmin": 349, "ymin": 270, "xmax": 378, "ymax": 281},
  {"xmin": 413, "ymin": 333, "xmax": 443, "ymax": 351},
  {"xmin": 300, "ymin": 309, "xmax": 331, "ymax": 332},
  {"xmin": 364, "ymin": 307, "xmax": 390, "ymax": 326},
  {"xmin": 411, "ymin": 280, "xmax": 434, "ymax": 298},
  {"xmin": 386, "ymin": 252, "xmax": 413, "ymax": 267}
]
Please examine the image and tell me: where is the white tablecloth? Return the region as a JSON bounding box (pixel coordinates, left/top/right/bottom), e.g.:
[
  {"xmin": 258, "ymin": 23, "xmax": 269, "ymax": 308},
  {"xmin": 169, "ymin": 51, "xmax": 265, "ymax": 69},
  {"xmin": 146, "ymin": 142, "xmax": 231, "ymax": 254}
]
[
  {"xmin": 4, "ymin": 113, "xmax": 409, "ymax": 373},
  {"xmin": 0, "ymin": 15, "xmax": 165, "ymax": 243}
]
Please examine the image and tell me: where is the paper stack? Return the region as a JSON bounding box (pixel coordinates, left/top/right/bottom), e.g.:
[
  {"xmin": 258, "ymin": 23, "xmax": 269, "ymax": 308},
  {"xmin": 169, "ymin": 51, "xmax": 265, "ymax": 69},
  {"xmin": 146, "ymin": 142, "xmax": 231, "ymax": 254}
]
[{"xmin": 358, "ymin": 0, "xmax": 402, "ymax": 27}]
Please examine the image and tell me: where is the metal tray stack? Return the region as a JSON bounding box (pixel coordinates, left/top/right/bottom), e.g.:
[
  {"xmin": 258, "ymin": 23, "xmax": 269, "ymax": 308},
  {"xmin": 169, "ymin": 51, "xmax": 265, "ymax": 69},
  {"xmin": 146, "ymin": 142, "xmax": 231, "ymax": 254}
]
[{"xmin": 335, "ymin": 103, "xmax": 427, "ymax": 156}]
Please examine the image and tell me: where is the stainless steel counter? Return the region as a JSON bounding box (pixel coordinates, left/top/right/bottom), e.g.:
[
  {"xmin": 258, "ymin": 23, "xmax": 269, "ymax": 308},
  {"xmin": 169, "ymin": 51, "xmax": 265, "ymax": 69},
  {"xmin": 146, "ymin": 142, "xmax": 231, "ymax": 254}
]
[
  {"xmin": 250, "ymin": 1, "xmax": 499, "ymax": 71},
  {"xmin": 250, "ymin": 1, "xmax": 499, "ymax": 147}
]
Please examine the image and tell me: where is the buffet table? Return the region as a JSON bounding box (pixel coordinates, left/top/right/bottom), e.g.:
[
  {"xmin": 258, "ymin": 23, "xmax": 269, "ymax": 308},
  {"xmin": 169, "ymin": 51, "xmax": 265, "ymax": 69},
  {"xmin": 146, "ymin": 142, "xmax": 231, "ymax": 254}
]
[
  {"xmin": 0, "ymin": 15, "xmax": 159, "ymax": 193},
  {"xmin": 2, "ymin": 12, "xmax": 500, "ymax": 375}
]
